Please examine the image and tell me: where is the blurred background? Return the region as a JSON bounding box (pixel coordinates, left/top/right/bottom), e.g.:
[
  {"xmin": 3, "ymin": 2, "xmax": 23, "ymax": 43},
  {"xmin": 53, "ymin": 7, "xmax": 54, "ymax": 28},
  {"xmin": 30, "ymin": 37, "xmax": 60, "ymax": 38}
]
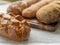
[
  {"xmin": 0, "ymin": 0, "xmax": 31, "ymax": 5},
  {"xmin": 0, "ymin": 0, "xmax": 20, "ymax": 5},
  {"xmin": 0, "ymin": 0, "xmax": 59, "ymax": 4},
  {"xmin": 0, "ymin": 0, "xmax": 18, "ymax": 2},
  {"xmin": 0, "ymin": 0, "xmax": 59, "ymax": 2}
]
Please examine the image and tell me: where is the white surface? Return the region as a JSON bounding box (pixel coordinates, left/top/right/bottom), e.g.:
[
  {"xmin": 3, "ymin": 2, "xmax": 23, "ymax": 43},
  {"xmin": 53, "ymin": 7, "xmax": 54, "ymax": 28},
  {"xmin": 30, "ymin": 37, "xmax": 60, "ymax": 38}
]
[{"xmin": 0, "ymin": 4, "xmax": 60, "ymax": 44}]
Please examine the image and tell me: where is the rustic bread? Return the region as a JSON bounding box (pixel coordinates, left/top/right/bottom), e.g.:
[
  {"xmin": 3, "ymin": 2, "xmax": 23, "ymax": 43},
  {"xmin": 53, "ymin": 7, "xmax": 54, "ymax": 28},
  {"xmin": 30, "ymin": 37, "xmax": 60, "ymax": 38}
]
[
  {"xmin": 36, "ymin": 1, "xmax": 60, "ymax": 24},
  {"xmin": 22, "ymin": 0, "xmax": 52, "ymax": 18},
  {"xmin": 7, "ymin": 0, "xmax": 40, "ymax": 15},
  {"xmin": 0, "ymin": 13, "xmax": 31, "ymax": 41}
]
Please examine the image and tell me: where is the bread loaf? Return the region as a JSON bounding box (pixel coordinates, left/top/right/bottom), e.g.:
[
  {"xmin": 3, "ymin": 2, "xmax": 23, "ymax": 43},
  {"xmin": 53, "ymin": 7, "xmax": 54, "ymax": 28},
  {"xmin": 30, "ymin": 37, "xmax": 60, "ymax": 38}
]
[
  {"xmin": 36, "ymin": 1, "xmax": 60, "ymax": 24},
  {"xmin": 7, "ymin": 0, "xmax": 40, "ymax": 16},
  {"xmin": 0, "ymin": 13, "xmax": 31, "ymax": 41},
  {"xmin": 22, "ymin": 0, "xmax": 52, "ymax": 18}
]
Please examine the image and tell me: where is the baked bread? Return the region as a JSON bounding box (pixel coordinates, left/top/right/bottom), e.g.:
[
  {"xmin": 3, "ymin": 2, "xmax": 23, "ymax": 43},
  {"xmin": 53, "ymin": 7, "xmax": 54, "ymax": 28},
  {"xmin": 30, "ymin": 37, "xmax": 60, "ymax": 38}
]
[
  {"xmin": 0, "ymin": 13, "xmax": 31, "ymax": 41},
  {"xmin": 22, "ymin": 0, "xmax": 52, "ymax": 18},
  {"xmin": 7, "ymin": 0, "xmax": 40, "ymax": 16},
  {"xmin": 36, "ymin": 1, "xmax": 60, "ymax": 24}
]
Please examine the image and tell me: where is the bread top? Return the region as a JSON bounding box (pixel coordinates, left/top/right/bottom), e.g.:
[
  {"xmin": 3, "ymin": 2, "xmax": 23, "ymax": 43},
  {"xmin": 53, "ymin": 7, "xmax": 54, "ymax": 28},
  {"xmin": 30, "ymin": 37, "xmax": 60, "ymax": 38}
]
[{"xmin": 0, "ymin": 13, "xmax": 30, "ymax": 38}]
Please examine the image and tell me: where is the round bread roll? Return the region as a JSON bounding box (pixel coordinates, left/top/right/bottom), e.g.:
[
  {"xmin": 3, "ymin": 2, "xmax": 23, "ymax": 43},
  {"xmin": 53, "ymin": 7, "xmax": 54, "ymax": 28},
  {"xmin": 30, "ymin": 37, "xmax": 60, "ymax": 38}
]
[
  {"xmin": 36, "ymin": 1, "xmax": 60, "ymax": 24},
  {"xmin": 22, "ymin": 0, "xmax": 52, "ymax": 18},
  {"xmin": 7, "ymin": 0, "xmax": 40, "ymax": 16},
  {"xmin": 0, "ymin": 13, "xmax": 31, "ymax": 41}
]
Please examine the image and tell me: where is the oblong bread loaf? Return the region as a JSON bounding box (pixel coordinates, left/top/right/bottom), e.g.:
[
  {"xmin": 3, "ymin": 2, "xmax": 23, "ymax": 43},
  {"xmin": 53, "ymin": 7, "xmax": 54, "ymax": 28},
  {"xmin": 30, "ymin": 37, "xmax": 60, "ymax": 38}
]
[{"xmin": 22, "ymin": 0, "xmax": 52, "ymax": 18}]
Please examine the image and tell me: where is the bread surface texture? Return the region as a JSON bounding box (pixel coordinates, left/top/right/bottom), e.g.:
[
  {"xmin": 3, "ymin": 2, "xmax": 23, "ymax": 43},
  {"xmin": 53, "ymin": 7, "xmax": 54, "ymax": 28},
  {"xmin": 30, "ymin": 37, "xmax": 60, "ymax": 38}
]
[
  {"xmin": 7, "ymin": 0, "xmax": 40, "ymax": 15},
  {"xmin": 36, "ymin": 1, "xmax": 60, "ymax": 24},
  {"xmin": 22, "ymin": 0, "xmax": 52, "ymax": 18},
  {"xmin": 0, "ymin": 13, "xmax": 31, "ymax": 41}
]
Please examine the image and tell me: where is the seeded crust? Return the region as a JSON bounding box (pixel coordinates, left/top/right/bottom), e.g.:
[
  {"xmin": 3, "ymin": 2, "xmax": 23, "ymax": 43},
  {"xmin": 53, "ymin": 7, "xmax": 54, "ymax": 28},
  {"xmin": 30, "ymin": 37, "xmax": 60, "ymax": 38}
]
[
  {"xmin": 36, "ymin": 1, "xmax": 60, "ymax": 24},
  {"xmin": 0, "ymin": 13, "xmax": 31, "ymax": 41}
]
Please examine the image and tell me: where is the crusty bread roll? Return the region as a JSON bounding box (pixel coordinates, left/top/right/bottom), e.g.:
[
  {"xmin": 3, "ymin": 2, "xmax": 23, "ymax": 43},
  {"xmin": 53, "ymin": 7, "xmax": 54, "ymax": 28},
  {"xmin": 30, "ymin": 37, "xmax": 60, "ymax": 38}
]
[
  {"xmin": 22, "ymin": 0, "xmax": 52, "ymax": 18},
  {"xmin": 0, "ymin": 13, "xmax": 31, "ymax": 41},
  {"xmin": 36, "ymin": 1, "xmax": 60, "ymax": 24},
  {"xmin": 7, "ymin": 0, "xmax": 40, "ymax": 16}
]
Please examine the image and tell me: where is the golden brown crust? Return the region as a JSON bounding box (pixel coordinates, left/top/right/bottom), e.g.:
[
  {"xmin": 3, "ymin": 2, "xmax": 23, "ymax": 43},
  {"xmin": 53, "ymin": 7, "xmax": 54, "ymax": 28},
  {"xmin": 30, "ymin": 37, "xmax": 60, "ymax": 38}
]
[
  {"xmin": 36, "ymin": 1, "xmax": 60, "ymax": 24},
  {"xmin": 22, "ymin": 0, "xmax": 52, "ymax": 18},
  {"xmin": 7, "ymin": 0, "xmax": 40, "ymax": 16},
  {"xmin": 0, "ymin": 13, "xmax": 31, "ymax": 41}
]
